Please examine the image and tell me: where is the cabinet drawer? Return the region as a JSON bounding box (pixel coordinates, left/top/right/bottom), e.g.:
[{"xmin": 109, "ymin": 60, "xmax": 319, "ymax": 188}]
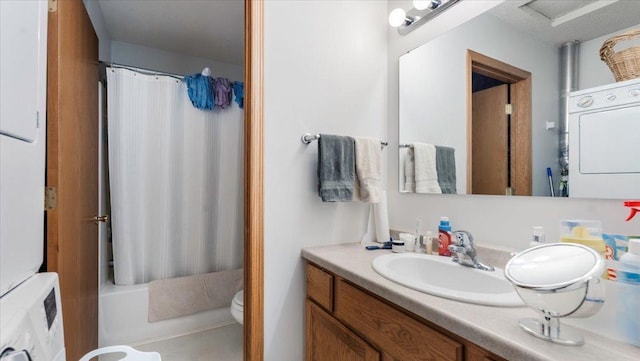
[
  {"xmin": 335, "ymin": 279, "xmax": 463, "ymax": 361},
  {"xmin": 306, "ymin": 300, "xmax": 380, "ymax": 361},
  {"xmin": 306, "ymin": 263, "xmax": 334, "ymax": 311}
]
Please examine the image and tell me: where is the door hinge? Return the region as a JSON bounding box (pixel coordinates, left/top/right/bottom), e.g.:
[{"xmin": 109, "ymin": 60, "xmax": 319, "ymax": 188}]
[
  {"xmin": 505, "ymin": 104, "xmax": 513, "ymax": 115},
  {"xmin": 45, "ymin": 186, "xmax": 57, "ymax": 210},
  {"xmin": 48, "ymin": 0, "xmax": 57, "ymax": 12}
]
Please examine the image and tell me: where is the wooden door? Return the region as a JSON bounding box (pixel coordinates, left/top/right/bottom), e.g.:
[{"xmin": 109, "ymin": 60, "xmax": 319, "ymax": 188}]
[
  {"xmin": 46, "ymin": 0, "xmax": 99, "ymax": 360},
  {"xmin": 306, "ymin": 300, "xmax": 380, "ymax": 361},
  {"xmin": 471, "ymin": 84, "xmax": 508, "ymax": 195}
]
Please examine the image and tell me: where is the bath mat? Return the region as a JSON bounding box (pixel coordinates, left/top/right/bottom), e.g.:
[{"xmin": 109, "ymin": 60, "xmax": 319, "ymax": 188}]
[{"xmin": 148, "ymin": 268, "xmax": 243, "ymax": 322}]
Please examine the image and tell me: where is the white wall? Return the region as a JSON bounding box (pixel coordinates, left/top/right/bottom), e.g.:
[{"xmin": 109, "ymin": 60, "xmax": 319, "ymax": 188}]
[
  {"xmin": 263, "ymin": 1, "xmax": 388, "ymax": 359},
  {"xmin": 388, "ymin": 1, "xmax": 638, "ymax": 254},
  {"xmin": 578, "ymin": 24, "xmax": 640, "ymax": 90},
  {"xmin": 83, "ymin": 0, "xmax": 111, "ymax": 61},
  {"xmin": 83, "ymin": 0, "xmax": 243, "ymax": 79},
  {"xmin": 398, "ymin": 12, "xmax": 559, "ymax": 195},
  {"xmin": 111, "ymin": 41, "xmax": 243, "ymax": 80}
]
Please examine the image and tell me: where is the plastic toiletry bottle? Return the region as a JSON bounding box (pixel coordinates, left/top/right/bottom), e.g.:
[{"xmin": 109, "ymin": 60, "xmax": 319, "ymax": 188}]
[
  {"xmin": 619, "ymin": 238, "xmax": 640, "ymax": 283},
  {"xmin": 529, "ymin": 226, "xmax": 546, "ymax": 248},
  {"xmin": 616, "ymin": 237, "xmax": 640, "ymax": 345},
  {"xmin": 422, "ymin": 231, "xmax": 435, "ymax": 255},
  {"xmin": 621, "ymin": 201, "xmax": 640, "ymax": 281},
  {"xmin": 438, "ymin": 217, "xmax": 452, "ymax": 256},
  {"xmin": 617, "ymin": 201, "xmax": 640, "ymax": 344},
  {"xmin": 624, "ymin": 200, "xmax": 640, "ymax": 221}
]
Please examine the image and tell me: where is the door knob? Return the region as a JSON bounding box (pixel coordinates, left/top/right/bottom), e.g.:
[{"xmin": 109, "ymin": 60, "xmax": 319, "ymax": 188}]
[{"xmin": 92, "ymin": 215, "xmax": 109, "ymax": 224}]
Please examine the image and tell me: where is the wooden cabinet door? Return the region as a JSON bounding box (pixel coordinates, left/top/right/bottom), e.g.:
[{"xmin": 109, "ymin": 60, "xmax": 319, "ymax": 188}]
[
  {"xmin": 306, "ymin": 300, "xmax": 379, "ymax": 361},
  {"xmin": 334, "ymin": 279, "xmax": 463, "ymax": 361},
  {"xmin": 465, "ymin": 342, "xmax": 506, "ymax": 361}
]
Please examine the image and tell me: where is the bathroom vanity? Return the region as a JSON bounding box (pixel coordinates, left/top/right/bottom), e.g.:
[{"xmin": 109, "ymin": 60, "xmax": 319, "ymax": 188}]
[{"xmin": 302, "ymin": 243, "xmax": 639, "ymax": 361}]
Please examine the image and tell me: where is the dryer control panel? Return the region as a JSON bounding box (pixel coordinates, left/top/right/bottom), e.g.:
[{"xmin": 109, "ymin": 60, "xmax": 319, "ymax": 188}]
[{"xmin": 569, "ymin": 78, "xmax": 640, "ymax": 112}]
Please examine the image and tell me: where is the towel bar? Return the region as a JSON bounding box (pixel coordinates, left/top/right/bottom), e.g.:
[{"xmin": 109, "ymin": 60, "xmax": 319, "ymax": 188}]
[{"xmin": 301, "ymin": 133, "xmax": 388, "ymax": 147}]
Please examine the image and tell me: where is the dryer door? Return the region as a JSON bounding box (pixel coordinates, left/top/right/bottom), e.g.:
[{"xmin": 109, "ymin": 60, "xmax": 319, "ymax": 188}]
[
  {"xmin": 0, "ymin": 0, "xmax": 47, "ymax": 297},
  {"xmin": 0, "ymin": 0, "xmax": 47, "ymax": 142},
  {"xmin": 578, "ymin": 106, "xmax": 640, "ymax": 174}
]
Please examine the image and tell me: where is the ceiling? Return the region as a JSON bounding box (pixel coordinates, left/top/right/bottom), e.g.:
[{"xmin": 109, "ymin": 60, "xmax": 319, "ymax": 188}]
[
  {"xmin": 489, "ymin": 0, "xmax": 640, "ymax": 47},
  {"xmin": 97, "ymin": 0, "xmax": 244, "ymax": 65},
  {"xmin": 95, "ymin": 0, "xmax": 638, "ymax": 64}
]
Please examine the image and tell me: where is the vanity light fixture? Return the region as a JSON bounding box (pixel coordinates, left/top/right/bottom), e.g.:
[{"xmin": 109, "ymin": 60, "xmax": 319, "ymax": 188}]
[
  {"xmin": 389, "ymin": 0, "xmax": 461, "ymax": 35},
  {"xmin": 413, "ymin": 0, "xmax": 442, "ymax": 11}
]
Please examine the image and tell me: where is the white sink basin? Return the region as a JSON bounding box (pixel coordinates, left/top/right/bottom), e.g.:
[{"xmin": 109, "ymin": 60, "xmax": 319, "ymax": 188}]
[{"xmin": 372, "ymin": 253, "xmax": 524, "ymax": 307}]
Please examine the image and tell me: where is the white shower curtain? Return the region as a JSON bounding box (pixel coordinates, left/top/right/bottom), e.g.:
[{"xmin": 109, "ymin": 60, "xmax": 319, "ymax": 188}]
[{"xmin": 107, "ymin": 67, "xmax": 243, "ymax": 285}]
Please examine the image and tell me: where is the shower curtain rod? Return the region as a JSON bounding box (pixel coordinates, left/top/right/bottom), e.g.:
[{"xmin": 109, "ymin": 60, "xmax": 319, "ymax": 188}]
[
  {"xmin": 100, "ymin": 61, "xmax": 184, "ymax": 81},
  {"xmin": 100, "ymin": 62, "xmax": 242, "ymax": 84}
]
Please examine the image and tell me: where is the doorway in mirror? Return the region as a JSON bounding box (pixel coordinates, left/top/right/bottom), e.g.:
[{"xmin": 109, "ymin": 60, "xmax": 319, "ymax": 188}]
[{"xmin": 467, "ymin": 50, "xmax": 532, "ymax": 196}]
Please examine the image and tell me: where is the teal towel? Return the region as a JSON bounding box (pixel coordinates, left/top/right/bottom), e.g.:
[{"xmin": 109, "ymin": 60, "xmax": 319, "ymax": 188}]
[
  {"xmin": 435, "ymin": 146, "xmax": 457, "ymax": 194},
  {"xmin": 317, "ymin": 135, "xmax": 355, "ymax": 202}
]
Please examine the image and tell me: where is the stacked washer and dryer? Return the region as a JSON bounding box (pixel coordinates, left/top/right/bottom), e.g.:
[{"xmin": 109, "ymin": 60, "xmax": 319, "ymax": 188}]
[
  {"xmin": 1, "ymin": 2, "xmax": 162, "ymax": 360},
  {"xmin": 568, "ymin": 77, "xmax": 640, "ymax": 199},
  {"xmin": 0, "ymin": 1, "xmax": 66, "ymax": 360}
]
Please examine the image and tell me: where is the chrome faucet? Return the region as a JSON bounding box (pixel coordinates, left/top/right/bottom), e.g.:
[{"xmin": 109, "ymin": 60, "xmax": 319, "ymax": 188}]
[{"xmin": 448, "ymin": 230, "xmax": 495, "ymax": 271}]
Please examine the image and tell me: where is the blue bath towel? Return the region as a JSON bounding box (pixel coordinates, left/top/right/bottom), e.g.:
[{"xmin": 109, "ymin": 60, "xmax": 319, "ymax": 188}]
[{"xmin": 185, "ymin": 74, "xmax": 215, "ymax": 110}]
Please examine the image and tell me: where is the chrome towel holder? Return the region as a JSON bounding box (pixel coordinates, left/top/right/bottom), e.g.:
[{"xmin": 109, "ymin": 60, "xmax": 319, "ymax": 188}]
[{"xmin": 301, "ymin": 133, "xmax": 388, "ymax": 148}]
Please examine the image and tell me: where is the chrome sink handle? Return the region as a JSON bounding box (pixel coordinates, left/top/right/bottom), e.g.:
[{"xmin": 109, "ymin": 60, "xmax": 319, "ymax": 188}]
[{"xmin": 449, "ymin": 230, "xmax": 495, "ymax": 271}]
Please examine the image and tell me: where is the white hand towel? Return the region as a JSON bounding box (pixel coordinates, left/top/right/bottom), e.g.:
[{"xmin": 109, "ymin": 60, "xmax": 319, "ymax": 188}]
[
  {"xmin": 413, "ymin": 142, "xmax": 442, "ymax": 194},
  {"xmin": 354, "ymin": 137, "xmax": 382, "ymax": 203},
  {"xmin": 404, "ymin": 147, "xmax": 415, "ymax": 192}
]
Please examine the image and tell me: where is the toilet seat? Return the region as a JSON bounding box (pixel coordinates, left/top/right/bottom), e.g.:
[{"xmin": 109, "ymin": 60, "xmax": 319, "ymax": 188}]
[
  {"xmin": 232, "ymin": 290, "xmax": 244, "ymax": 308},
  {"xmin": 230, "ymin": 290, "xmax": 243, "ymax": 325},
  {"xmin": 79, "ymin": 345, "xmax": 161, "ymax": 361}
]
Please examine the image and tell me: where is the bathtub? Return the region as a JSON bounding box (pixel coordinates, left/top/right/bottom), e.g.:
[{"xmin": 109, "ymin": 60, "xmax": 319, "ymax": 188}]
[{"xmin": 98, "ymin": 281, "xmax": 236, "ymax": 347}]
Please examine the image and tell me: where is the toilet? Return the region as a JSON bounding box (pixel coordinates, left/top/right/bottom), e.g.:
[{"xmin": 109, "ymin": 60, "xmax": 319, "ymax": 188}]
[{"xmin": 231, "ymin": 290, "xmax": 243, "ymax": 325}]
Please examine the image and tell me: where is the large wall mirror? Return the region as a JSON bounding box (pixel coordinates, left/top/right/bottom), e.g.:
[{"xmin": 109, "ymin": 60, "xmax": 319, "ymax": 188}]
[{"xmin": 398, "ymin": 0, "xmax": 640, "ymax": 198}]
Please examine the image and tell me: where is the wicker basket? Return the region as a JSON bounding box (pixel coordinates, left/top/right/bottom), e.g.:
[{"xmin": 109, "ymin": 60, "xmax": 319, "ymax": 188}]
[{"xmin": 600, "ymin": 28, "xmax": 640, "ymax": 82}]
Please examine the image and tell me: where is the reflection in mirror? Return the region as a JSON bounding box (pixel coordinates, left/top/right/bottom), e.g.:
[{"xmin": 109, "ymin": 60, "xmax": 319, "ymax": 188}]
[{"xmin": 398, "ymin": 1, "xmax": 640, "ymax": 198}]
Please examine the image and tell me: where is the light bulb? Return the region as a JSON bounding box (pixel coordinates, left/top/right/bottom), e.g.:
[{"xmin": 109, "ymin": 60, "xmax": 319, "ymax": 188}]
[
  {"xmin": 388, "ymin": 8, "xmax": 407, "ymax": 27},
  {"xmin": 413, "ymin": 0, "xmax": 431, "ymax": 10}
]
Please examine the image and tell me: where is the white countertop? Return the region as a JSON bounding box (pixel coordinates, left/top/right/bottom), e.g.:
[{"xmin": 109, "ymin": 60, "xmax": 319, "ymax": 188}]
[{"xmin": 301, "ymin": 242, "xmax": 640, "ymax": 361}]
